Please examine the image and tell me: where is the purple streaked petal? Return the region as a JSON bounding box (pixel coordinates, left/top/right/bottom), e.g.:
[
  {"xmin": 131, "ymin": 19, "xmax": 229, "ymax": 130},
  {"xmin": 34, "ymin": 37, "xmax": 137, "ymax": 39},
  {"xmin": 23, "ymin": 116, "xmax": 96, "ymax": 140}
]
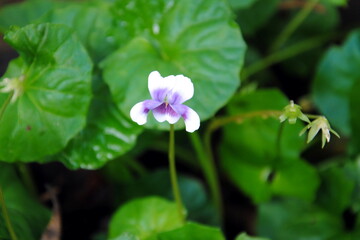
[
  {"xmin": 148, "ymin": 71, "xmax": 174, "ymax": 101},
  {"xmin": 130, "ymin": 100, "xmax": 162, "ymax": 125},
  {"xmin": 166, "ymin": 74, "xmax": 194, "ymax": 105},
  {"xmin": 172, "ymin": 104, "xmax": 200, "ymax": 132},
  {"xmin": 152, "ymin": 103, "xmax": 181, "ymax": 124}
]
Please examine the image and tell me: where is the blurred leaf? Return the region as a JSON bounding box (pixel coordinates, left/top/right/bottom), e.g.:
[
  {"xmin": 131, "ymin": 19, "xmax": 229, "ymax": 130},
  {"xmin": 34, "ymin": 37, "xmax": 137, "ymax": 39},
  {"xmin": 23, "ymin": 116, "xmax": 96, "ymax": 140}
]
[
  {"xmin": 349, "ymin": 81, "xmax": 360, "ymax": 156},
  {"xmin": 0, "ymin": 163, "xmax": 51, "ymax": 240},
  {"xmin": 228, "ymin": 0, "xmax": 258, "ymax": 10},
  {"xmin": 325, "ymin": 0, "xmax": 348, "ymax": 6},
  {"xmin": 158, "ymin": 222, "xmax": 225, "ymax": 240},
  {"xmin": 220, "ymin": 89, "xmax": 319, "ymax": 203},
  {"xmin": 312, "ymin": 29, "xmax": 360, "ymax": 136},
  {"xmin": 279, "ymin": 1, "xmax": 340, "ymax": 78},
  {"xmin": 235, "ymin": 233, "xmax": 269, "ymax": 240},
  {"xmin": 298, "ymin": 1, "xmax": 340, "ymax": 35},
  {"xmin": 0, "ymin": 0, "xmax": 60, "ymax": 32},
  {"xmin": 235, "ymin": 0, "xmax": 279, "ymax": 36},
  {"xmin": 108, "ymin": 197, "xmax": 184, "ymax": 240},
  {"xmin": 342, "ymin": 158, "xmax": 360, "ymax": 212},
  {"xmin": 317, "ymin": 163, "xmax": 354, "ymax": 215},
  {"xmin": 114, "ymin": 169, "xmax": 219, "ymax": 226},
  {"xmin": 257, "ymin": 199, "xmax": 342, "ymax": 240},
  {"xmin": 101, "ymin": 0, "xmax": 246, "ymax": 130},
  {"xmin": 0, "ymin": 23, "xmax": 92, "ymax": 162},
  {"xmin": 113, "ymin": 233, "xmax": 138, "ymax": 240},
  {"xmin": 40, "ymin": 2, "xmax": 121, "ymax": 63}
]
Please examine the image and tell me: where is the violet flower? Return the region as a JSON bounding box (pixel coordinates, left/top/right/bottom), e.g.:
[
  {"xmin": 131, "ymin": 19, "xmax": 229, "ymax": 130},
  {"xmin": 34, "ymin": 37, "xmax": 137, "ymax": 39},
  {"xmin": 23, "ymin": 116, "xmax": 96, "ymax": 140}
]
[{"xmin": 130, "ymin": 71, "xmax": 200, "ymax": 132}]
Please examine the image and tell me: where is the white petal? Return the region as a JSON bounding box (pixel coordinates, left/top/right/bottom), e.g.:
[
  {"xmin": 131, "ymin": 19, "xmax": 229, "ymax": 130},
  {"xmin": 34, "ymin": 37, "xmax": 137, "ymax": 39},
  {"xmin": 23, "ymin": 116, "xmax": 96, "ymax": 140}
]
[
  {"xmin": 183, "ymin": 107, "xmax": 200, "ymax": 132},
  {"xmin": 172, "ymin": 104, "xmax": 200, "ymax": 132},
  {"xmin": 167, "ymin": 74, "xmax": 194, "ymax": 105},
  {"xmin": 152, "ymin": 103, "xmax": 181, "ymax": 124},
  {"xmin": 130, "ymin": 100, "xmax": 161, "ymax": 125},
  {"xmin": 148, "ymin": 71, "xmax": 175, "ymax": 101}
]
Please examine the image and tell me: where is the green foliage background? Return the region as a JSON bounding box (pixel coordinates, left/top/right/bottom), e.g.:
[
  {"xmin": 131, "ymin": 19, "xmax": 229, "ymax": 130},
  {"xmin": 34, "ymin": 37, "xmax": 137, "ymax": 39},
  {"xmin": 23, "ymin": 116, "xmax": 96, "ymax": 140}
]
[{"xmin": 0, "ymin": 0, "xmax": 359, "ymax": 239}]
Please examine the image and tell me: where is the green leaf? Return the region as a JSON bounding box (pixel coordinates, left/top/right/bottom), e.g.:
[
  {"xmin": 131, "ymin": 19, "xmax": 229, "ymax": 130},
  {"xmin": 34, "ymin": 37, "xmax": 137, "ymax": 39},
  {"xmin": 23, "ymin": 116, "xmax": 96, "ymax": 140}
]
[
  {"xmin": 59, "ymin": 89, "xmax": 142, "ymax": 170},
  {"xmin": 312, "ymin": 29, "xmax": 360, "ymax": 136},
  {"xmin": 0, "ymin": 163, "xmax": 51, "ymax": 240},
  {"xmin": 257, "ymin": 199, "xmax": 342, "ymax": 240},
  {"xmin": 342, "ymin": 159, "xmax": 360, "ymax": 212},
  {"xmin": 112, "ymin": 233, "xmax": 138, "ymax": 240},
  {"xmin": 325, "ymin": 0, "xmax": 348, "ymax": 6},
  {"xmin": 0, "ymin": 23, "xmax": 92, "ymax": 162},
  {"xmin": 40, "ymin": 2, "xmax": 121, "ymax": 62},
  {"xmin": 316, "ymin": 163, "xmax": 354, "ymax": 215},
  {"xmin": 158, "ymin": 222, "xmax": 225, "ymax": 240},
  {"xmin": 349, "ymin": 81, "xmax": 360, "ymax": 155},
  {"xmin": 108, "ymin": 197, "xmax": 184, "ymax": 240},
  {"xmin": 235, "ymin": 233, "xmax": 269, "ymax": 240},
  {"xmin": 228, "ymin": 0, "xmax": 258, "ymax": 10},
  {"xmin": 278, "ymin": 2, "xmax": 340, "ymax": 78},
  {"xmin": 113, "ymin": 169, "xmax": 219, "ymax": 226},
  {"xmin": 220, "ymin": 89, "xmax": 319, "ymax": 203},
  {"xmin": 101, "ymin": 0, "xmax": 246, "ymax": 130},
  {"xmin": 235, "ymin": 0, "xmax": 279, "ymax": 36},
  {"xmin": 0, "ymin": 0, "xmax": 59, "ymax": 33}
]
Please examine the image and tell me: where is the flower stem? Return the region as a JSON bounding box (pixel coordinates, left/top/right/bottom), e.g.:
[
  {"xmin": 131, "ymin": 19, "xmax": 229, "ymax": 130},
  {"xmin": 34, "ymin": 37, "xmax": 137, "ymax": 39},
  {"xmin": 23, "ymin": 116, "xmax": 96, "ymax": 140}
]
[
  {"xmin": 0, "ymin": 186, "xmax": 18, "ymax": 240},
  {"xmin": 189, "ymin": 132, "xmax": 223, "ymax": 222},
  {"xmin": 168, "ymin": 124, "xmax": 185, "ymax": 223},
  {"xmin": 0, "ymin": 93, "xmax": 13, "ymax": 123},
  {"xmin": 270, "ymin": 0, "xmax": 320, "ymax": 52},
  {"xmin": 305, "ymin": 114, "xmax": 321, "ymax": 119}
]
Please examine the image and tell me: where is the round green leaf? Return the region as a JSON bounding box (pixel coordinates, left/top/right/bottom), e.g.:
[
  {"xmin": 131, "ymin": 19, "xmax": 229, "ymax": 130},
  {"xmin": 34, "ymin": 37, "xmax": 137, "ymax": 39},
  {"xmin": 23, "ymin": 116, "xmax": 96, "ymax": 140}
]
[
  {"xmin": 312, "ymin": 29, "xmax": 360, "ymax": 136},
  {"xmin": 40, "ymin": 2, "xmax": 122, "ymax": 63},
  {"xmin": 101, "ymin": 0, "xmax": 246, "ymax": 130},
  {"xmin": 108, "ymin": 197, "xmax": 184, "ymax": 240},
  {"xmin": 59, "ymin": 89, "xmax": 142, "ymax": 169},
  {"xmin": 114, "ymin": 169, "xmax": 219, "ymax": 226},
  {"xmin": 158, "ymin": 222, "xmax": 225, "ymax": 240},
  {"xmin": 0, "ymin": 23, "xmax": 92, "ymax": 162},
  {"xmin": 0, "ymin": 163, "xmax": 51, "ymax": 240}
]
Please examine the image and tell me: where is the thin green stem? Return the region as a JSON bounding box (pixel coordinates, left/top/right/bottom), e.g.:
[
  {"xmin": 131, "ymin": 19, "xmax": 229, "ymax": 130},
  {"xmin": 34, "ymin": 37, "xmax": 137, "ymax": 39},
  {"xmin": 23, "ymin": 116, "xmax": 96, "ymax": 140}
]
[
  {"xmin": 242, "ymin": 34, "xmax": 333, "ymax": 81},
  {"xmin": 208, "ymin": 110, "xmax": 283, "ymax": 132},
  {"xmin": 306, "ymin": 114, "xmax": 321, "ymax": 119},
  {"xmin": 150, "ymin": 140, "xmax": 198, "ymax": 168},
  {"xmin": 168, "ymin": 124, "xmax": 185, "ymax": 223},
  {"xmin": 189, "ymin": 132, "xmax": 223, "ymax": 222},
  {"xmin": 0, "ymin": 186, "xmax": 18, "ymax": 240},
  {"xmin": 0, "ymin": 93, "xmax": 13, "ymax": 123},
  {"xmin": 270, "ymin": 0, "xmax": 320, "ymax": 52}
]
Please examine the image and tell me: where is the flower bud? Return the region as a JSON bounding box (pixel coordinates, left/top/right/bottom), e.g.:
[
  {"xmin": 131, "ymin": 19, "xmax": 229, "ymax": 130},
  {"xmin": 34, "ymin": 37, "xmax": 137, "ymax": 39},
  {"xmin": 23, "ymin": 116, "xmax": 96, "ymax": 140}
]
[{"xmin": 279, "ymin": 100, "xmax": 310, "ymax": 124}]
